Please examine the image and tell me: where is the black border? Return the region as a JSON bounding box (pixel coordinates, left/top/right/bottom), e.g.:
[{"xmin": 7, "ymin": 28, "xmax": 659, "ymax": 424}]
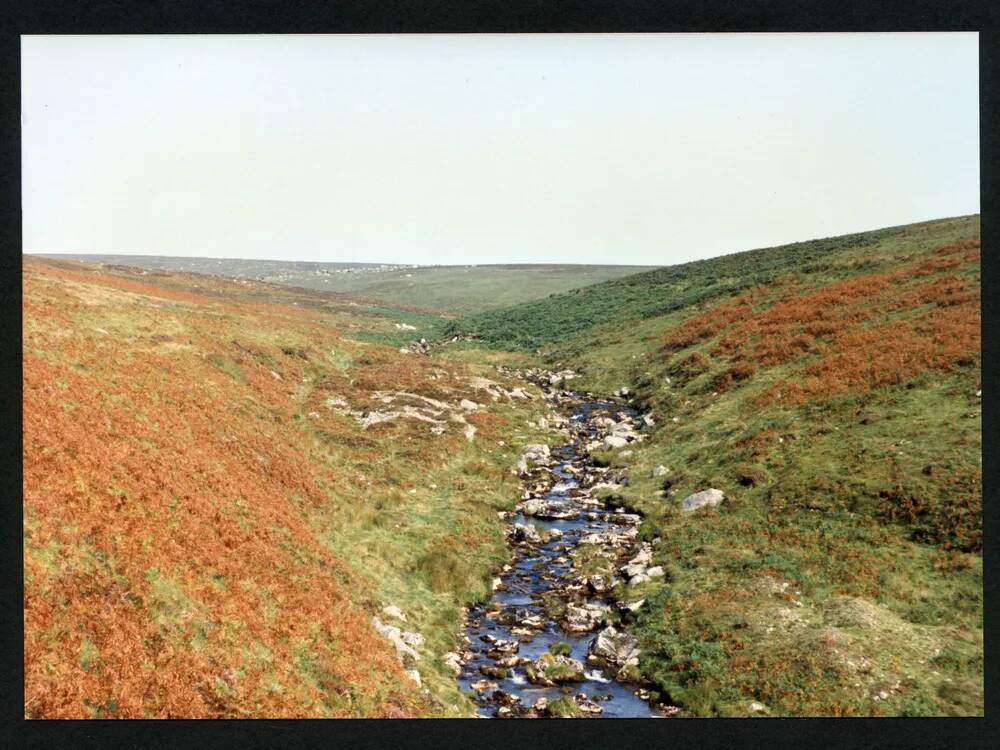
[{"xmin": 2, "ymin": 2, "xmax": 996, "ymax": 749}]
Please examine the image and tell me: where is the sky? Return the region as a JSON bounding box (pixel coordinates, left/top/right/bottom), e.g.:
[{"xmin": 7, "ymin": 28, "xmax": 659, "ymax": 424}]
[{"xmin": 22, "ymin": 33, "xmax": 979, "ymax": 266}]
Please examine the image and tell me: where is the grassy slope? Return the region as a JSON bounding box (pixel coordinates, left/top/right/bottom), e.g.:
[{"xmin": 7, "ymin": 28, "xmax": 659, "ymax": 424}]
[
  {"xmin": 22, "ymin": 259, "xmax": 551, "ymax": 718},
  {"xmin": 25, "ymin": 214, "xmax": 982, "ymax": 719},
  {"xmin": 540, "ymin": 216, "xmax": 983, "ymax": 716},
  {"xmin": 267, "ymin": 263, "xmax": 659, "ymax": 315},
  {"xmin": 446, "ymin": 217, "xmax": 974, "ymax": 351},
  {"xmin": 451, "ymin": 215, "xmax": 982, "ymax": 716}
]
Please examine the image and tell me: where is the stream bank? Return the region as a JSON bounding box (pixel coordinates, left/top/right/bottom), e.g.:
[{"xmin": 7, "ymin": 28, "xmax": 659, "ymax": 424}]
[{"xmin": 454, "ymin": 368, "xmax": 676, "ymax": 718}]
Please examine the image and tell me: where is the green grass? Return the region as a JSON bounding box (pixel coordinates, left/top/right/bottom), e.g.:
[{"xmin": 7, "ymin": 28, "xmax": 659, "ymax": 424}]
[
  {"xmin": 445, "ymin": 214, "xmax": 982, "ymax": 716},
  {"xmin": 30, "ymin": 215, "xmax": 981, "ymax": 717},
  {"xmin": 446, "ymin": 215, "xmax": 979, "ymax": 351},
  {"xmin": 344, "ymin": 308, "xmax": 451, "ymax": 348},
  {"xmin": 265, "ymin": 264, "xmax": 658, "ymax": 315},
  {"xmin": 546, "ymin": 695, "xmax": 583, "ymax": 717},
  {"xmin": 283, "ymin": 349, "xmax": 555, "ymax": 715}
]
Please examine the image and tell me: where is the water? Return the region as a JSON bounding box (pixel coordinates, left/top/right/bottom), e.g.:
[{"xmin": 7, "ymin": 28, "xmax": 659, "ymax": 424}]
[{"xmin": 457, "ymin": 397, "xmax": 662, "ymax": 718}]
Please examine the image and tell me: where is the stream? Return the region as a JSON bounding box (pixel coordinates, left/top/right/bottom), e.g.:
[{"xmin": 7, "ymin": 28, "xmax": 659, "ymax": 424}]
[{"xmin": 455, "ymin": 376, "xmax": 673, "ymax": 718}]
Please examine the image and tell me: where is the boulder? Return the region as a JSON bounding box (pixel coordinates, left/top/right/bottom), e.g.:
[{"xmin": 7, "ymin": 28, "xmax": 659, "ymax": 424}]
[
  {"xmin": 521, "ymin": 498, "xmax": 545, "ymax": 516},
  {"xmin": 610, "ymin": 421, "xmax": 636, "ymax": 436},
  {"xmin": 382, "ymin": 604, "xmax": 407, "ymax": 622},
  {"xmin": 588, "ymin": 626, "xmax": 640, "ymax": 667},
  {"xmin": 371, "ymin": 616, "xmax": 420, "ymax": 663},
  {"xmin": 532, "ymin": 502, "xmax": 579, "ymax": 520},
  {"xmin": 442, "ymin": 651, "xmax": 462, "ymax": 676},
  {"xmin": 486, "ymin": 639, "xmax": 519, "ymax": 659},
  {"xmin": 517, "ymin": 612, "xmax": 546, "ymax": 629},
  {"xmin": 493, "ymin": 654, "xmax": 525, "ymax": 669},
  {"xmin": 541, "ymin": 528, "xmax": 564, "ymax": 544},
  {"xmin": 620, "ymin": 562, "xmax": 647, "ymax": 580},
  {"xmin": 575, "ymin": 695, "xmax": 604, "ymax": 715},
  {"xmin": 401, "ymin": 630, "xmax": 424, "ymax": 648},
  {"xmin": 471, "ymin": 679, "xmax": 498, "ymax": 693},
  {"xmin": 603, "ymin": 435, "xmax": 629, "ymax": 450},
  {"xmin": 525, "ymin": 652, "xmax": 586, "ymax": 686},
  {"xmin": 681, "ymin": 488, "xmax": 725, "ymax": 511},
  {"xmin": 562, "ymin": 604, "xmax": 603, "ymax": 633},
  {"xmin": 586, "ymin": 575, "xmax": 615, "ymax": 594},
  {"xmin": 488, "ymin": 689, "xmax": 521, "ymax": 707},
  {"xmin": 590, "ymin": 481, "xmax": 622, "ymax": 493},
  {"xmin": 523, "ymin": 443, "xmax": 550, "ymax": 458},
  {"xmin": 517, "ymin": 444, "xmax": 551, "ymax": 474},
  {"xmin": 628, "ymin": 548, "xmax": 652, "ymax": 566},
  {"xmin": 579, "ymin": 528, "xmax": 639, "ymax": 547},
  {"xmin": 509, "ymin": 523, "xmax": 542, "ymax": 545},
  {"xmin": 479, "ymin": 664, "xmax": 510, "ymax": 679}
]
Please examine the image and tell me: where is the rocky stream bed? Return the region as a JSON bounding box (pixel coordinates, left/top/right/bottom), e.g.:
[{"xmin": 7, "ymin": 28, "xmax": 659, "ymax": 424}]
[{"xmin": 452, "ymin": 368, "xmax": 678, "ymax": 718}]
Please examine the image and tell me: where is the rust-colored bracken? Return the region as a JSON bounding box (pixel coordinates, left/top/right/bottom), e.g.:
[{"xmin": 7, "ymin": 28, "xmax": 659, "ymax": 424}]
[
  {"xmin": 658, "ymin": 240, "xmax": 980, "ymax": 404},
  {"xmin": 23, "ymin": 259, "xmax": 431, "ymax": 718}
]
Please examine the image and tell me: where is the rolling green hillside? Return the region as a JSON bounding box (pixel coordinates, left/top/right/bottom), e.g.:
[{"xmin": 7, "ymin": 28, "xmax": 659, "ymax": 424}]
[
  {"xmin": 275, "ymin": 263, "xmax": 658, "ymax": 315},
  {"xmin": 446, "ymin": 214, "xmax": 983, "ymax": 716},
  {"xmin": 445, "ymin": 216, "xmax": 979, "ymax": 351}
]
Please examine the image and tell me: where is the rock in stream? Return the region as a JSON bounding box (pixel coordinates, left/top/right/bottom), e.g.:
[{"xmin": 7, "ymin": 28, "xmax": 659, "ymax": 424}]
[{"xmin": 455, "ymin": 368, "xmax": 672, "ymax": 719}]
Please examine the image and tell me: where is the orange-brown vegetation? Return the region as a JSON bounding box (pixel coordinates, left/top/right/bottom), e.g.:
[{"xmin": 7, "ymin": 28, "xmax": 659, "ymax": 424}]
[
  {"xmin": 22, "ymin": 259, "xmax": 496, "ymax": 718},
  {"xmin": 912, "ymin": 239, "xmax": 981, "ymax": 276},
  {"xmin": 659, "ymin": 240, "xmax": 980, "ymax": 404},
  {"xmin": 713, "ymin": 363, "xmax": 758, "ymax": 393}
]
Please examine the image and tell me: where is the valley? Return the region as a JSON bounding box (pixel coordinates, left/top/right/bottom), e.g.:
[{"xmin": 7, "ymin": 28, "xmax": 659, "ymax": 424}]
[{"xmin": 22, "ymin": 214, "xmax": 982, "ymax": 718}]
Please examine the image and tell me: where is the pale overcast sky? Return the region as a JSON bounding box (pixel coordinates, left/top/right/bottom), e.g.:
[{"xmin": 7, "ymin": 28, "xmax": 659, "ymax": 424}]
[{"xmin": 22, "ymin": 33, "xmax": 979, "ymax": 266}]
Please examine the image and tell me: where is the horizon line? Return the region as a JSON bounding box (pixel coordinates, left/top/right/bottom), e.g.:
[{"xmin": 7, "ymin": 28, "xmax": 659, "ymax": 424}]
[{"xmin": 22, "ymin": 212, "xmax": 980, "ymax": 270}]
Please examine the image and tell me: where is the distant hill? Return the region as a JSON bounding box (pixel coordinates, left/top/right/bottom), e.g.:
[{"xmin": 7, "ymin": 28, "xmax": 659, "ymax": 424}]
[
  {"xmin": 38, "ymin": 254, "xmax": 658, "ymax": 315},
  {"xmin": 445, "ymin": 215, "xmax": 981, "ymax": 350}
]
